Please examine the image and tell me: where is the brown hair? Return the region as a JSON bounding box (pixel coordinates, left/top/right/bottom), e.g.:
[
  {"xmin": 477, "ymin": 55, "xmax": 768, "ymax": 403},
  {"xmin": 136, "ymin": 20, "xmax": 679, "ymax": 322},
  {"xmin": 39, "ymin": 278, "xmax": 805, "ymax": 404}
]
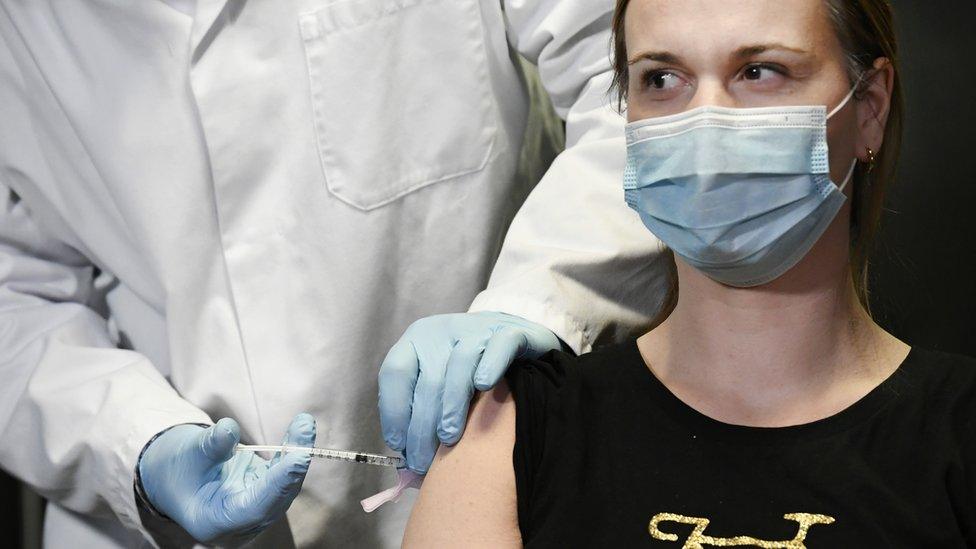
[{"xmin": 611, "ymin": 0, "xmax": 903, "ymax": 322}]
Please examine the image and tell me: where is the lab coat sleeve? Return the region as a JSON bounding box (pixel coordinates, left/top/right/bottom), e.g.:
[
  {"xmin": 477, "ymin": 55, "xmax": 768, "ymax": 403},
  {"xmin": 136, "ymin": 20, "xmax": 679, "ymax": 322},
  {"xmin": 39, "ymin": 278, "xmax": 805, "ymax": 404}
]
[
  {"xmin": 0, "ymin": 184, "xmax": 212, "ymax": 534},
  {"xmin": 468, "ymin": 0, "xmax": 672, "ymax": 353}
]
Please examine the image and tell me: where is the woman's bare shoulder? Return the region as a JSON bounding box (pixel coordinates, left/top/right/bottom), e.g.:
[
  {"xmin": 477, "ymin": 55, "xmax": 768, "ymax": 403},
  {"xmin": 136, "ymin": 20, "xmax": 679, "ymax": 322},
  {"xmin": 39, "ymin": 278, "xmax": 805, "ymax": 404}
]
[{"xmin": 402, "ymin": 380, "xmax": 522, "ymax": 548}]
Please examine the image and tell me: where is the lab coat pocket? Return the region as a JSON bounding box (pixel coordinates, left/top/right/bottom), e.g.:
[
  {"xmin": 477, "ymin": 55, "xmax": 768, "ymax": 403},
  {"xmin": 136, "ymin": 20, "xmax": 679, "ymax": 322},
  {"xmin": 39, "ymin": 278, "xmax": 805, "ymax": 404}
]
[{"xmin": 300, "ymin": 0, "xmax": 497, "ymax": 211}]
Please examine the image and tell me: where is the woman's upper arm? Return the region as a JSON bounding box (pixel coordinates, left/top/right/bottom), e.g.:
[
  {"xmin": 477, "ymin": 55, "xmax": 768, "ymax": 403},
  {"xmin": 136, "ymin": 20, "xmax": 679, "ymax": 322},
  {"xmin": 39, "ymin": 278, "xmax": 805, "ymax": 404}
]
[{"xmin": 403, "ymin": 380, "xmax": 522, "ymax": 548}]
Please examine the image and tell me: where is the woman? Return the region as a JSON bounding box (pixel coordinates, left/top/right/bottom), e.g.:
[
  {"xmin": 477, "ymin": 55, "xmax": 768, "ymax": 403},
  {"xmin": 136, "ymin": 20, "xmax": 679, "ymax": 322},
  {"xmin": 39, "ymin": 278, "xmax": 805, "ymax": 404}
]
[{"xmin": 403, "ymin": 0, "xmax": 976, "ymax": 546}]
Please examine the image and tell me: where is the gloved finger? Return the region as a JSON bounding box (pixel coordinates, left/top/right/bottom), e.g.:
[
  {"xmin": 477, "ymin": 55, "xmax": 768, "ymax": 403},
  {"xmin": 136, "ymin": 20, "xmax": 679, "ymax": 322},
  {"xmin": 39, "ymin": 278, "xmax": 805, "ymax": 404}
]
[
  {"xmin": 473, "ymin": 327, "xmax": 529, "ymax": 391},
  {"xmin": 272, "ymin": 413, "xmax": 316, "ymax": 466},
  {"xmin": 378, "ymin": 339, "xmax": 420, "ymax": 452},
  {"xmin": 199, "ymin": 417, "xmax": 241, "ymax": 463},
  {"xmin": 404, "ymin": 354, "xmax": 449, "ymax": 474},
  {"xmin": 231, "ymin": 451, "xmax": 311, "ymax": 530},
  {"xmin": 437, "ymin": 338, "xmax": 486, "ymax": 445}
]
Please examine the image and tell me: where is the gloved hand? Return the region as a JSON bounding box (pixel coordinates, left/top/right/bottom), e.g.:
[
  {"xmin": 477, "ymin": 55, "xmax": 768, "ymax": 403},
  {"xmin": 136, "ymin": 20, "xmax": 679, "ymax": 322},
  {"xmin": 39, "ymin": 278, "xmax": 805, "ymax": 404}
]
[
  {"xmin": 138, "ymin": 413, "xmax": 315, "ymax": 545},
  {"xmin": 379, "ymin": 311, "xmax": 561, "ymax": 473}
]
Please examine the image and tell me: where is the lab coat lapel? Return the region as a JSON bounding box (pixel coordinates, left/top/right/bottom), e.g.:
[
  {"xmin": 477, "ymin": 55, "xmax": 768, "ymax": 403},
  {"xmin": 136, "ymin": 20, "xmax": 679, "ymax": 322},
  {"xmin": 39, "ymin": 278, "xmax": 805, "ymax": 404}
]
[
  {"xmin": 187, "ymin": 0, "xmax": 309, "ymax": 446},
  {"xmin": 190, "ymin": 0, "xmax": 231, "ymax": 63}
]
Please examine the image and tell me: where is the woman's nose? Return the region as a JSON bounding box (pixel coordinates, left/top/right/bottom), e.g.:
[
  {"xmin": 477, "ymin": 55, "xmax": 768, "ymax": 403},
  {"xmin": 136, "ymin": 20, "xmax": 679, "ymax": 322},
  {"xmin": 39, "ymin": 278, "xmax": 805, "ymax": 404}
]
[{"xmin": 684, "ymin": 77, "xmax": 737, "ymax": 110}]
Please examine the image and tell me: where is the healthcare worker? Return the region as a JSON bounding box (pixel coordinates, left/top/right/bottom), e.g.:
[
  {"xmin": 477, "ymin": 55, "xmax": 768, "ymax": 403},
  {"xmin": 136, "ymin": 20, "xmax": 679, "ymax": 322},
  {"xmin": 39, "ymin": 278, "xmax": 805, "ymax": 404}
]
[{"xmin": 0, "ymin": 1, "xmax": 667, "ymax": 547}]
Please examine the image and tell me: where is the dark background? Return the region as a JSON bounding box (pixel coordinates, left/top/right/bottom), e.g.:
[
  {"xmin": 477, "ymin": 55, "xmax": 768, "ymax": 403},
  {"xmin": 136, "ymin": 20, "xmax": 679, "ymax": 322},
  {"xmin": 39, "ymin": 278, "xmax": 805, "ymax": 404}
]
[
  {"xmin": 1, "ymin": 0, "xmax": 975, "ymax": 546},
  {"xmin": 868, "ymin": 0, "xmax": 976, "ymax": 355}
]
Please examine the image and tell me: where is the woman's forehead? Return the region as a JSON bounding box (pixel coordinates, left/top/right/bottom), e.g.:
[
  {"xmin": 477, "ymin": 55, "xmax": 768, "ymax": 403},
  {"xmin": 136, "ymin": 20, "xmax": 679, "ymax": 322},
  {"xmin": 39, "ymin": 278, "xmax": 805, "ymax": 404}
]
[{"xmin": 625, "ymin": 0, "xmax": 835, "ymax": 60}]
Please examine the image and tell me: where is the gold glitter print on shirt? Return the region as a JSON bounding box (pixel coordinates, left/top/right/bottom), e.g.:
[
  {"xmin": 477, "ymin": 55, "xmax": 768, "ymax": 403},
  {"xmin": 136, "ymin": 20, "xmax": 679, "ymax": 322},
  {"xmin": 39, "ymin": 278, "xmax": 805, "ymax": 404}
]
[{"xmin": 648, "ymin": 512, "xmax": 835, "ymax": 548}]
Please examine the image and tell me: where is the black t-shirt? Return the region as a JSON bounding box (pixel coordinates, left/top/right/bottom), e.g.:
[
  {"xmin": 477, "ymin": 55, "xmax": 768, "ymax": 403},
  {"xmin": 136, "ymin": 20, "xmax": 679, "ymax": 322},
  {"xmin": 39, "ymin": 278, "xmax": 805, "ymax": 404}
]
[{"xmin": 506, "ymin": 341, "xmax": 976, "ymax": 547}]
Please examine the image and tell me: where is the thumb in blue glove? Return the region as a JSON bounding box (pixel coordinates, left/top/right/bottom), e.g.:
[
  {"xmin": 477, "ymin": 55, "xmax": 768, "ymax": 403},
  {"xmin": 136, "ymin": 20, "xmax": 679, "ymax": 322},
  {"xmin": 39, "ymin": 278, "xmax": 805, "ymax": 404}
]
[
  {"xmin": 138, "ymin": 413, "xmax": 315, "ymax": 545},
  {"xmin": 378, "ymin": 312, "xmax": 561, "ymax": 474}
]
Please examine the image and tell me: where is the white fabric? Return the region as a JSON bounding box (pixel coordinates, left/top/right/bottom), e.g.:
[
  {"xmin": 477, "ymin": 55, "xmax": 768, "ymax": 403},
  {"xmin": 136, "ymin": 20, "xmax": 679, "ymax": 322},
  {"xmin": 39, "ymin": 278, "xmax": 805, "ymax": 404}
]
[
  {"xmin": 157, "ymin": 0, "xmax": 196, "ymax": 16},
  {"xmin": 0, "ymin": 0, "xmax": 667, "ymax": 547}
]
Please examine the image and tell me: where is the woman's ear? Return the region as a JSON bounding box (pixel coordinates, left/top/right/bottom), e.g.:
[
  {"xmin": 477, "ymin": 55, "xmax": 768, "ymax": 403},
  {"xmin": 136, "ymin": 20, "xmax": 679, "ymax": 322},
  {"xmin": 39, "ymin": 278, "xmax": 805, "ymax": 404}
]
[{"xmin": 856, "ymin": 57, "xmax": 895, "ymax": 160}]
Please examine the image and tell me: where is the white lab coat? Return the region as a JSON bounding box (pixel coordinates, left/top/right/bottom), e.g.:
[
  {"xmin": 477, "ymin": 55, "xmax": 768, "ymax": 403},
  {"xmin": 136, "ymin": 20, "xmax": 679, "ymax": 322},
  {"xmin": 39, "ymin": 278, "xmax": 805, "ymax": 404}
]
[{"xmin": 0, "ymin": 0, "xmax": 667, "ymax": 547}]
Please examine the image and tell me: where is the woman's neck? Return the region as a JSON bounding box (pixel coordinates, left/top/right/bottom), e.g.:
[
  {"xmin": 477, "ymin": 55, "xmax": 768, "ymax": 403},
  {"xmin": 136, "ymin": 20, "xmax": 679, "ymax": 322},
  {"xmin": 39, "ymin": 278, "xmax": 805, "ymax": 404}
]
[{"xmin": 638, "ymin": 239, "xmax": 908, "ymax": 427}]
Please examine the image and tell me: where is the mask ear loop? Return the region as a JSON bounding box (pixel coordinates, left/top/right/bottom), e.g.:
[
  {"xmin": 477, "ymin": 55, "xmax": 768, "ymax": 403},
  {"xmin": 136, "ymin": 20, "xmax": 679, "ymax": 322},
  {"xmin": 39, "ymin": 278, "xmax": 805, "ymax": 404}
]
[
  {"xmin": 827, "ymin": 72, "xmax": 866, "ymax": 120},
  {"xmin": 837, "ymin": 160, "xmax": 858, "ymax": 192},
  {"xmin": 829, "ymin": 72, "xmax": 867, "ymax": 193}
]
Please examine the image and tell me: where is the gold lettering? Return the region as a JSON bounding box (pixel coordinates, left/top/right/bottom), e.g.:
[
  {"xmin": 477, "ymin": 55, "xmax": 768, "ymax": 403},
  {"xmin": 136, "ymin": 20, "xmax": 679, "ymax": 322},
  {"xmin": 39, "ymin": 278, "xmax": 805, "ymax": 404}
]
[{"xmin": 648, "ymin": 512, "xmax": 835, "ymax": 548}]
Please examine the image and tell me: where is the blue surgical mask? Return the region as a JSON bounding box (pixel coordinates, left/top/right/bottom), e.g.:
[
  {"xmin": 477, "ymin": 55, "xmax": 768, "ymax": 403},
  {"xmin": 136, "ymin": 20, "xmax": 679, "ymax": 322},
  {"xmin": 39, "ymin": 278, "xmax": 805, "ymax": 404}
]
[{"xmin": 623, "ymin": 87, "xmax": 859, "ymax": 287}]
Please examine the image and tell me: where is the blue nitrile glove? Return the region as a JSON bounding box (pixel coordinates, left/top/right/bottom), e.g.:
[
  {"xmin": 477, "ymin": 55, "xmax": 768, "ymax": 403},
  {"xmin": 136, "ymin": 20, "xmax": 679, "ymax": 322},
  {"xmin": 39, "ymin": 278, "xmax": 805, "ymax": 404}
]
[
  {"xmin": 138, "ymin": 413, "xmax": 315, "ymax": 545},
  {"xmin": 379, "ymin": 311, "xmax": 561, "ymax": 473}
]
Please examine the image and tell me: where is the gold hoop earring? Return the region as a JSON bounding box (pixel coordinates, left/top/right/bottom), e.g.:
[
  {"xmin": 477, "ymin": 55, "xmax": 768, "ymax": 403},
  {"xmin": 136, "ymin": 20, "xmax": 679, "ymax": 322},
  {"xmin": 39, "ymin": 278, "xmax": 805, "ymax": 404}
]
[{"xmin": 865, "ymin": 147, "xmax": 877, "ymax": 173}]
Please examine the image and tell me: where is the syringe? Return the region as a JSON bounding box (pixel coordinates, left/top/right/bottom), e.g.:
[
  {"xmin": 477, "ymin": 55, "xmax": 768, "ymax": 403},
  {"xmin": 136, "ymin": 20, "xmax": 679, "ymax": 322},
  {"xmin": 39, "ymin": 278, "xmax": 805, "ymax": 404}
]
[{"xmin": 235, "ymin": 444, "xmax": 405, "ymax": 468}]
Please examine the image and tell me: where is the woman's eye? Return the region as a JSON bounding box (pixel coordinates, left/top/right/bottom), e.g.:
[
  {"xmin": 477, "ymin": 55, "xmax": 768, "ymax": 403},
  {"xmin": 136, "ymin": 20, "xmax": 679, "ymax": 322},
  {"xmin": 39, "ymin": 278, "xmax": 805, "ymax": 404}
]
[
  {"xmin": 741, "ymin": 64, "xmax": 786, "ymax": 84},
  {"xmin": 643, "ymin": 71, "xmax": 684, "ymax": 91}
]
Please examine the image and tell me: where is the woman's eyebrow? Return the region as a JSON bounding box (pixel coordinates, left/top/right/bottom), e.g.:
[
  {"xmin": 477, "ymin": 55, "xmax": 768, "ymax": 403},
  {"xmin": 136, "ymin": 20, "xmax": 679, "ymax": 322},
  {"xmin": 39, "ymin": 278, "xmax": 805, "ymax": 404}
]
[
  {"xmin": 733, "ymin": 43, "xmax": 811, "ymax": 59},
  {"xmin": 628, "ymin": 43, "xmax": 810, "ymax": 67},
  {"xmin": 627, "ymin": 51, "xmax": 683, "ymax": 66}
]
